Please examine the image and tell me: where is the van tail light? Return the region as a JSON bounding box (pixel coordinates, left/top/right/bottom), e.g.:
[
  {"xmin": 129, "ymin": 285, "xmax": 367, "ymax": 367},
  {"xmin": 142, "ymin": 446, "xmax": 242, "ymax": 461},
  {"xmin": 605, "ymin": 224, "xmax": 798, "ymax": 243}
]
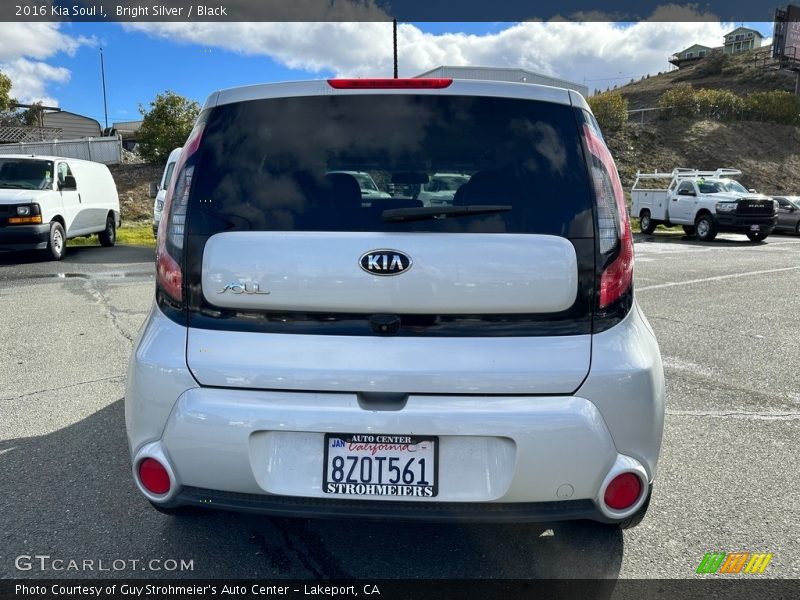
[
  {"xmin": 582, "ymin": 120, "xmax": 634, "ymax": 315},
  {"xmin": 327, "ymin": 78, "xmax": 453, "ymax": 89},
  {"xmin": 156, "ymin": 119, "xmax": 205, "ymax": 304}
]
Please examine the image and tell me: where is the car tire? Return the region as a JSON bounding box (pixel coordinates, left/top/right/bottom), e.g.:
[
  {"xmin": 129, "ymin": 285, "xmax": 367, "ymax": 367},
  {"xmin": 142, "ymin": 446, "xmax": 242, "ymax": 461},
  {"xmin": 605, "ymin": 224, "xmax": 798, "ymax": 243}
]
[
  {"xmin": 46, "ymin": 221, "xmax": 66, "ymax": 261},
  {"xmin": 639, "ymin": 210, "xmax": 656, "ymax": 235},
  {"xmin": 98, "ymin": 214, "xmax": 116, "ymax": 247},
  {"xmin": 610, "ymin": 485, "xmax": 652, "ymax": 530},
  {"xmin": 795, "ymin": 222, "xmax": 800, "ymax": 236},
  {"xmin": 148, "ymin": 501, "xmax": 201, "ymax": 516},
  {"xmin": 746, "ymin": 232, "xmax": 768, "ymax": 242},
  {"xmin": 682, "ymin": 225, "xmax": 695, "ymax": 237},
  {"xmin": 694, "ymin": 214, "xmax": 717, "ymax": 241}
]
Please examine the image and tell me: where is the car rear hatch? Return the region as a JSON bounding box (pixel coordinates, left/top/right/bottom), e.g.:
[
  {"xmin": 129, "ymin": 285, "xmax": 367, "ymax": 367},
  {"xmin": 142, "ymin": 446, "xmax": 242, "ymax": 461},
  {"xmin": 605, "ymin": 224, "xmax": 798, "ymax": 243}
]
[{"xmin": 165, "ymin": 83, "xmax": 598, "ymax": 395}]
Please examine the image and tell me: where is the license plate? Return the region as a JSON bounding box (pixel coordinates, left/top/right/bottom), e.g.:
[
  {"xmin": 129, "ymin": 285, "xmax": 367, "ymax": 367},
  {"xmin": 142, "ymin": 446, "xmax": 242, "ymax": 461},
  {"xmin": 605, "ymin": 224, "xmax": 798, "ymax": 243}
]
[
  {"xmin": 323, "ymin": 433, "xmax": 438, "ymax": 498},
  {"xmin": 751, "ymin": 224, "xmax": 760, "ymax": 231}
]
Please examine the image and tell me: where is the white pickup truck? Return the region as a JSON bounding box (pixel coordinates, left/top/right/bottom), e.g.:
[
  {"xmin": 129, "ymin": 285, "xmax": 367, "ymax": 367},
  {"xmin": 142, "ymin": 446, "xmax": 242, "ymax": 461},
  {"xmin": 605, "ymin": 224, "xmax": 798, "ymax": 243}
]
[{"xmin": 631, "ymin": 168, "xmax": 777, "ymax": 241}]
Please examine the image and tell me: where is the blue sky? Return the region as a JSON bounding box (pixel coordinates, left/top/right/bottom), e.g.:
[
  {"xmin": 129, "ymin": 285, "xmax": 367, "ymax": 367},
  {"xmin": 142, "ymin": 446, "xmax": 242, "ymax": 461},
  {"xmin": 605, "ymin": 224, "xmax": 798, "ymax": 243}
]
[{"xmin": 1, "ymin": 20, "xmax": 773, "ymax": 128}]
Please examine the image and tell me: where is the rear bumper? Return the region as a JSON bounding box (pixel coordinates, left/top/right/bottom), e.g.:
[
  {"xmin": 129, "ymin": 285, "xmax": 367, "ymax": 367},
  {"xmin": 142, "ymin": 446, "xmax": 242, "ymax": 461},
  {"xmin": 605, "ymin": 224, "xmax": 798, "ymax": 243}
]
[
  {"xmin": 0, "ymin": 224, "xmax": 50, "ymax": 251},
  {"xmin": 167, "ymin": 486, "xmax": 622, "ymax": 523},
  {"xmin": 714, "ymin": 214, "xmax": 777, "ymax": 233},
  {"xmin": 125, "ymin": 303, "xmax": 664, "ymax": 523}
]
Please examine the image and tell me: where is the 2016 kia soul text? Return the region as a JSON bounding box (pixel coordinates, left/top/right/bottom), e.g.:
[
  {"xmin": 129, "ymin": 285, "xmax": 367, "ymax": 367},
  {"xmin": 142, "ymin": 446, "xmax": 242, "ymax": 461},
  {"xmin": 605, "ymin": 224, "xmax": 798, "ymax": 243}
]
[{"xmin": 125, "ymin": 79, "xmax": 665, "ymax": 528}]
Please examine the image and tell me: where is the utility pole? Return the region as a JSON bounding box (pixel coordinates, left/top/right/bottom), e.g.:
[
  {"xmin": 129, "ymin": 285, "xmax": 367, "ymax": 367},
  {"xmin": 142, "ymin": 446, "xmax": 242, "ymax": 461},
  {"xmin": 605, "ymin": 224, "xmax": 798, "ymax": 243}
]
[
  {"xmin": 393, "ymin": 19, "xmax": 398, "ymax": 79},
  {"xmin": 100, "ymin": 47, "xmax": 109, "ymax": 130}
]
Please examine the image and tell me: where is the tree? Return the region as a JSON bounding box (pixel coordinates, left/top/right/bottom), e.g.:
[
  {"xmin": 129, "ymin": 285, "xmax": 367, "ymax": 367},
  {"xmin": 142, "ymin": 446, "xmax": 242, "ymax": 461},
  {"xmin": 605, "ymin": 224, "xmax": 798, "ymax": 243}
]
[
  {"xmin": 137, "ymin": 91, "xmax": 200, "ymax": 163},
  {"xmin": 0, "ymin": 70, "xmax": 20, "ymax": 125}
]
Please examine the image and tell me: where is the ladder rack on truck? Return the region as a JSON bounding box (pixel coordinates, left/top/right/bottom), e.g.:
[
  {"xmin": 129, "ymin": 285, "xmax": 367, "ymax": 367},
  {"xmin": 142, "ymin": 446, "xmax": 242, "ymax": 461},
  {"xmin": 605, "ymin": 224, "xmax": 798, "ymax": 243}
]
[{"xmin": 632, "ymin": 168, "xmax": 742, "ymax": 191}]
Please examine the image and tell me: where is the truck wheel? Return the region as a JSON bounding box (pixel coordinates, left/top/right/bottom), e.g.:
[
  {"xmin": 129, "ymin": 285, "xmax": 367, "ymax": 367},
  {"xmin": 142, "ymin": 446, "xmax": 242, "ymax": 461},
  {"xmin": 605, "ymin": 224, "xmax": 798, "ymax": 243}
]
[
  {"xmin": 639, "ymin": 210, "xmax": 656, "ymax": 234},
  {"xmin": 98, "ymin": 214, "xmax": 116, "ymax": 247},
  {"xmin": 46, "ymin": 221, "xmax": 66, "ymax": 261},
  {"xmin": 682, "ymin": 225, "xmax": 695, "ymax": 237},
  {"xmin": 695, "ymin": 214, "xmax": 717, "ymax": 242},
  {"xmin": 746, "ymin": 232, "xmax": 768, "ymax": 242}
]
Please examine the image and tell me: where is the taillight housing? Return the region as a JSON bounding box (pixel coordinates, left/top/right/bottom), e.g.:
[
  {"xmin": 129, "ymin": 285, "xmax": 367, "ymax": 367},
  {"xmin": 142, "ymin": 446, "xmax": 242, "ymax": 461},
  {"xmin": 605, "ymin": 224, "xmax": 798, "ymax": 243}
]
[
  {"xmin": 156, "ymin": 116, "xmax": 206, "ymax": 306},
  {"xmin": 581, "ymin": 113, "xmax": 633, "ymax": 330}
]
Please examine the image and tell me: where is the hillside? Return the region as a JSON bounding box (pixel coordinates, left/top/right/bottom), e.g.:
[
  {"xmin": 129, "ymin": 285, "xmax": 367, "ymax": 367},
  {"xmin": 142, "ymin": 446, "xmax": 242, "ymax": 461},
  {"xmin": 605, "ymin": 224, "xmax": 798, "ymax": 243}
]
[
  {"xmin": 614, "ymin": 48, "xmax": 796, "ymax": 110},
  {"xmin": 607, "ymin": 119, "xmax": 800, "ymax": 195},
  {"xmin": 108, "ymin": 162, "xmax": 161, "ymax": 224}
]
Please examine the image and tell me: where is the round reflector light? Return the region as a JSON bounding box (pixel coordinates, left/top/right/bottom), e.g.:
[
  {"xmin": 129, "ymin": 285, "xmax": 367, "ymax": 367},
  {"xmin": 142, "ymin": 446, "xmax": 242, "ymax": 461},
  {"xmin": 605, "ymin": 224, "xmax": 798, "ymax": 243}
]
[
  {"xmin": 138, "ymin": 458, "xmax": 170, "ymax": 495},
  {"xmin": 604, "ymin": 472, "xmax": 641, "ymax": 510}
]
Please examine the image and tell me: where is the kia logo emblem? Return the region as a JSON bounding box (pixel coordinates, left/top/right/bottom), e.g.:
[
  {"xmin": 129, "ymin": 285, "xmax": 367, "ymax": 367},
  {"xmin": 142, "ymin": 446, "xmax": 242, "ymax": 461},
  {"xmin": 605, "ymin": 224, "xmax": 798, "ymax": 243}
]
[{"xmin": 359, "ymin": 249, "xmax": 412, "ymax": 276}]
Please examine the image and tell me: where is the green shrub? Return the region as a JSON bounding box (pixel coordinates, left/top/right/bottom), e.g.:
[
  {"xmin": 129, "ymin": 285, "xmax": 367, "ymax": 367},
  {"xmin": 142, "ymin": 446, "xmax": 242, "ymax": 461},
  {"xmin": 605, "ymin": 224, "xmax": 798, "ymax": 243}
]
[
  {"xmin": 587, "ymin": 92, "xmax": 629, "ymax": 131},
  {"xmin": 658, "ymin": 83, "xmax": 696, "ymax": 118},
  {"xmin": 694, "ymin": 52, "xmax": 726, "ymax": 77},
  {"xmin": 744, "ymin": 91, "xmax": 800, "ymax": 125},
  {"xmin": 694, "ymin": 88, "xmax": 743, "ymax": 120}
]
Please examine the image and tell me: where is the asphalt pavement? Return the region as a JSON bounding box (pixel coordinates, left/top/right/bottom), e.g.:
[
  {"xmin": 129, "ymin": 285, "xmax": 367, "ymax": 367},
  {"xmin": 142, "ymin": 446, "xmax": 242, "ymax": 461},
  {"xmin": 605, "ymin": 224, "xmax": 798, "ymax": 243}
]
[{"xmin": 1, "ymin": 234, "xmax": 799, "ymax": 580}]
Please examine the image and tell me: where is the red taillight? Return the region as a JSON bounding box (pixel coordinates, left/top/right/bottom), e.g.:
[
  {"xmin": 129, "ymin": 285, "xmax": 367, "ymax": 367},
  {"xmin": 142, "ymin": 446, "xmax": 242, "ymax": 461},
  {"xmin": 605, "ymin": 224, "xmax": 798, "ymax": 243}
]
[
  {"xmin": 327, "ymin": 78, "xmax": 453, "ymax": 89},
  {"xmin": 583, "ymin": 123, "xmax": 633, "ymax": 308},
  {"xmin": 599, "ymin": 228, "xmax": 633, "ymax": 308},
  {"xmin": 604, "ymin": 472, "xmax": 642, "ymax": 510},
  {"xmin": 138, "ymin": 458, "xmax": 170, "ymax": 495},
  {"xmin": 156, "ymin": 250, "xmax": 183, "ymax": 302},
  {"xmin": 156, "ymin": 119, "xmax": 205, "ymax": 303}
]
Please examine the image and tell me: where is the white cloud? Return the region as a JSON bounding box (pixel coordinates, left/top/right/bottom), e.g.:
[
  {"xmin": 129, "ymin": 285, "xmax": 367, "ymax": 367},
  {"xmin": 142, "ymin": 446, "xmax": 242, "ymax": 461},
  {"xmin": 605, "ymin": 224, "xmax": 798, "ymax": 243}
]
[
  {"xmin": 0, "ymin": 58, "xmax": 71, "ymax": 106},
  {"xmin": 124, "ymin": 14, "xmax": 752, "ymax": 93},
  {"xmin": 0, "ymin": 23, "xmax": 94, "ymax": 105}
]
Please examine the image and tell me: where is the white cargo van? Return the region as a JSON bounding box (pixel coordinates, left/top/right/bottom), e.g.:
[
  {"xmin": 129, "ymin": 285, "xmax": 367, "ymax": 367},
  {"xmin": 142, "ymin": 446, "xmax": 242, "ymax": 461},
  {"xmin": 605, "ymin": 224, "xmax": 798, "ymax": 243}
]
[
  {"xmin": 149, "ymin": 147, "xmax": 182, "ymax": 236},
  {"xmin": 0, "ymin": 155, "xmax": 121, "ymax": 260}
]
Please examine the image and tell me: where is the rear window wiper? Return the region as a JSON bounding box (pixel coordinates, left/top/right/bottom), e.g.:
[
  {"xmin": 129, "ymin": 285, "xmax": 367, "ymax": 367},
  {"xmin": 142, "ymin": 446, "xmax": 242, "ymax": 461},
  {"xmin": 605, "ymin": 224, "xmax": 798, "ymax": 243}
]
[{"xmin": 382, "ymin": 205, "xmax": 512, "ymax": 223}]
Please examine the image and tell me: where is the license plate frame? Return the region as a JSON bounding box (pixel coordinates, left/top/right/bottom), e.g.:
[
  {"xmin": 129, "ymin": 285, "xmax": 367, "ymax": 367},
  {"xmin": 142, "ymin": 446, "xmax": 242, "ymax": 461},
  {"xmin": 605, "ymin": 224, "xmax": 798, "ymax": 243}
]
[{"xmin": 322, "ymin": 433, "xmax": 439, "ymax": 498}]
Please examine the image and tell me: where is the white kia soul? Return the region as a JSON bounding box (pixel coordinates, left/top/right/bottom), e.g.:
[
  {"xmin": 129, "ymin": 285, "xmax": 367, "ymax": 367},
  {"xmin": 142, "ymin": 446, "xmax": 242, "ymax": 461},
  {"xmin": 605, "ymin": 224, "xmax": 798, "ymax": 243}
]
[{"xmin": 126, "ymin": 78, "xmax": 665, "ymax": 528}]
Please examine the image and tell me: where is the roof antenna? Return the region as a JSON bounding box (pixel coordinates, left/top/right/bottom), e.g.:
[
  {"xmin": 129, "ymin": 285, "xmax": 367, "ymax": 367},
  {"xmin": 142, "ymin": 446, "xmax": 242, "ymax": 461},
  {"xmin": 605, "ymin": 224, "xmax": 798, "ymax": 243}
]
[{"xmin": 393, "ymin": 19, "xmax": 398, "ymax": 78}]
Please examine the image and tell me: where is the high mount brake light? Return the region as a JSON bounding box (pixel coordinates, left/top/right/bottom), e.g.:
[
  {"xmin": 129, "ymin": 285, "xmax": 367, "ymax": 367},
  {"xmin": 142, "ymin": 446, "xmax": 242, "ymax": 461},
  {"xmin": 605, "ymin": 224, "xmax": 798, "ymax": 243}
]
[
  {"xmin": 156, "ymin": 120, "xmax": 205, "ymax": 303},
  {"xmin": 327, "ymin": 78, "xmax": 453, "ymax": 89},
  {"xmin": 583, "ymin": 123, "xmax": 633, "ymax": 309}
]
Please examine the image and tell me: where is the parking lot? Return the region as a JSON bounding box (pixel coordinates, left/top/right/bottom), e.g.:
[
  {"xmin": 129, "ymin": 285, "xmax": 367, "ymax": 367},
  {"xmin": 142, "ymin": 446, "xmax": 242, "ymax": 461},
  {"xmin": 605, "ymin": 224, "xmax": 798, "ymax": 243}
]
[{"xmin": 1, "ymin": 233, "xmax": 799, "ymax": 579}]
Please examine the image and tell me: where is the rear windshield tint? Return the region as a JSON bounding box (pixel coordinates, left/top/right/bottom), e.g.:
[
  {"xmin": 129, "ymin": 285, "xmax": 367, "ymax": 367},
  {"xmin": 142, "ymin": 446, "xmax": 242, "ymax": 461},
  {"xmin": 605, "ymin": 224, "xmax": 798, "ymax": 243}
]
[{"xmin": 187, "ymin": 94, "xmax": 593, "ymax": 237}]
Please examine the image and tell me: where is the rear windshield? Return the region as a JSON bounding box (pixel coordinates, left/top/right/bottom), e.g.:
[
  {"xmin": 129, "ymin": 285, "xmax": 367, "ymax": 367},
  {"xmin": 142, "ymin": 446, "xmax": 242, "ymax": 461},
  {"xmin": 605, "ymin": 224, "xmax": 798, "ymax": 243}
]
[{"xmin": 187, "ymin": 95, "xmax": 593, "ymax": 237}]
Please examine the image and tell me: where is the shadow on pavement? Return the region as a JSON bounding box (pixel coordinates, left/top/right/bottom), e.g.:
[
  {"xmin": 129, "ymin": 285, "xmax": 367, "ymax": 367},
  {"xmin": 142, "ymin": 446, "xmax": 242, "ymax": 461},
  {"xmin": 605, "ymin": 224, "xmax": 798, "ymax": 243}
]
[
  {"xmin": 633, "ymin": 232, "xmax": 770, "ymax": 246},
  {"xmin": 0, "ymin": 400, "xmax": 624, "ymax": 581},
  {"xmin": 0, "ymin": 245, "xmax": 154, "ymax": 269}
]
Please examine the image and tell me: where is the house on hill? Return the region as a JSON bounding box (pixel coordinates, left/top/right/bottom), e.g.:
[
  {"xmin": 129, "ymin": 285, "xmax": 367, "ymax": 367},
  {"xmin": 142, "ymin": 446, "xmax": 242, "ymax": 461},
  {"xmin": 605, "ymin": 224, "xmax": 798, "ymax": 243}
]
[
  {"xmin": 669, "ymin": 44, "xmax": 716, "ymax": 69},
  {"xmin": 723, "ymin": 27, "xmax": 764, "ymax": 55},
  {"xmin": 669, "ymin": 27, "xmax": 765, "ymax": 69}
]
